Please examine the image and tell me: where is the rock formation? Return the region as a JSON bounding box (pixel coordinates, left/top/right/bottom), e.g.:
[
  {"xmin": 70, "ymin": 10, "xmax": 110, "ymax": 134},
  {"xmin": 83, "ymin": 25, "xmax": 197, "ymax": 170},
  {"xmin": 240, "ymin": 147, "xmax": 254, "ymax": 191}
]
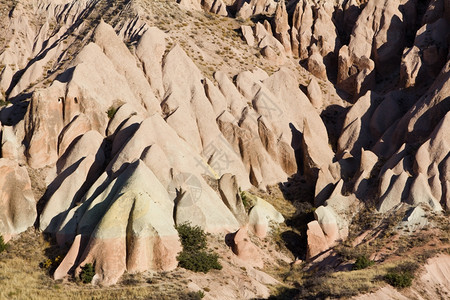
[
  {"xmin": 0, "ymin": 0, "xmax": 449, "ymax": 298},
  {"xmin": 0, "ymin": 159, "xmax": 36, "ymax": 242}
]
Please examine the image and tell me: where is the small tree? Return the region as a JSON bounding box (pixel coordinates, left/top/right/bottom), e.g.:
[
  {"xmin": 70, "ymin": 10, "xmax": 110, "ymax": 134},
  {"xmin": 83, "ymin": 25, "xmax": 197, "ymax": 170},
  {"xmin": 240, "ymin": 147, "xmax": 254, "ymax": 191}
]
[
  {"xmin": 384, "ymin": 271, "xmax": 413, "ymax": 288},
  {"xmin": 176, "ymin": 223, "xmax": 207, "ymax": 252},
  {"xmin": 353, "ymin": 255, "xmax": 374, "ymax": 270},
  {"xmin": 80, "ymin": 263, "xmax": 95, "ymax": 284},
  {"xmin": 384, "ymin": 262, "xmax": 417, "ymax": 288},
  {"xmin": 176, "ymin": 223, "xmax": 222, "ymax": 273}
]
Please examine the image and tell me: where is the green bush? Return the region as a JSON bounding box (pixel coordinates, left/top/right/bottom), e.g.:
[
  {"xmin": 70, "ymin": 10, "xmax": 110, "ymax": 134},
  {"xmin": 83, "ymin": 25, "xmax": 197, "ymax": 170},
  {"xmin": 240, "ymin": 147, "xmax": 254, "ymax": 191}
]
[
  {"xmin": 0, "ymin": 235, "xmax": 7, "ymax": 253},
  {"xmin": 384, "ymin": 271, "xmax": 413, "ymax": 288},
  {"xmin": 80, "ymin": 263, "xmax": 95, "ymax": 284},
  {"xmin": 176, "ymin": 223, "xmax": 222, "ymax": 273},
  {"xmin": 106, "ymin": 106, "xmax": 118, "ymax": 119},
  {"xmin": 176, "ymin": 223, "xmax": 207, "ymax": 252},
  {"xmin": 384, "ymin": 262, "xmax": 417, "ymax": 288},
  {"xmin": 240, "ymin": 192, "xmax": 250, "ymax": 211},
  {"xmin": 177, "ymin": 250, "xmax": 222, "ymax": 273},
  {"xmin": 353, "ymin": 255, "xmax": 374, "ymax": 270}
]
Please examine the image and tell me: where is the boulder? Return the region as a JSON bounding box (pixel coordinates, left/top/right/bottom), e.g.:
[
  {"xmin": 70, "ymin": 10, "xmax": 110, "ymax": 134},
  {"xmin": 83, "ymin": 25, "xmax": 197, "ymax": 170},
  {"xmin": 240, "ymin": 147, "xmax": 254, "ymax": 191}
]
[
  {"xmin": 400, "ymin": 206, "xmax": 428, "ymax": 232},
  {"xmin": 54, "ymin": 234, "xmax": 83, "ymax": 280},
  {"xmin": 306, "ymin": 78, "xmax": 323, "ymax": 109},
  {"xmin": 241, "ymin": 25, "xmax": 255, "ymax": 47},
  {"xmin": 314, "ymin": 180, "xmax": 359, "ymax": 249},
  {"xmin": 306, "ymin": 220, "xmax": 328, "ymax": 259},
  {"xmin": 354, "ymin": 149, "xmax": 379, "ymax": 200},
  {"xmin": 314, "ymin": 206, "xmax": 339, "ymax": 245},
  {"xmin": 229, "ymin": 226, "xmax": 263, "ymax": 267},
  {"xmin": 307, "ymin": 49, "xmax": 327, "ymax": 81},
  {"xmin": 248, "ymin": 197, "xmax": 284, "ymax": 238},
  {"xmin": 301, "ymin": 120, "xmax": 334, "ymax": 182},
  {"xmin": 400, "ymin": 46, "xmax": 422, "ymax": 87},
  {"xmin": 1, "ymin": 125, "xmax": 25, "ymax": 163}
]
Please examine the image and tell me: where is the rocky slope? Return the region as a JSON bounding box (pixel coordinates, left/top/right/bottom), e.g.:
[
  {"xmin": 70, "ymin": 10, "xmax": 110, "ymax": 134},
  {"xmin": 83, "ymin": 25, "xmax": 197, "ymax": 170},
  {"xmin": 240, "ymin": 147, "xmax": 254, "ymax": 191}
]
[{"xmin": 0, "ymin": 0, "xmax": 449, "ymax": 299}]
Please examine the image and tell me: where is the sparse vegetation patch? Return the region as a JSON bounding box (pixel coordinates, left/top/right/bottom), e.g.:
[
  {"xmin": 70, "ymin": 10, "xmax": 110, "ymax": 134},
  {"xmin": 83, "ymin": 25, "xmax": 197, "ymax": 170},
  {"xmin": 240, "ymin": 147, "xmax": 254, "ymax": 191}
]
[
  {"xmin": 0, "ymin": 235, "xmax": 7, "ymax": 253},
  {"xmin": 176, "ymin": 223, "xmax": 222, "ymax": 273},
  {"xmin": 384, "ymin": 262, "xmax": 418, "ymax": 288},
  {"xmin": 353, "ymin": 255, "xmax": 375, "ymax": 270},
  {"xmin": 80, "ymin": 263, "xmax": 95, "ymax": 284}
]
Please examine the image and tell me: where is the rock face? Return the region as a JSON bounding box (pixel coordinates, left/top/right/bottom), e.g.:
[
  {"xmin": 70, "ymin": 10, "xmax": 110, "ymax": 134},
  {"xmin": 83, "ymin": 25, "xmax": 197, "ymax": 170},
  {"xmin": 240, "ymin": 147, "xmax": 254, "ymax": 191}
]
[
  {"xmin": 55, "ymin": 160, "xmax": 182, "ymax": 286},
  {"xmin": 218, "ymin": 173, "xmax": 248, "ymax": 225},
  {"xmin": 235, "ymin": 0, "xmax": 277, "ymax": 19},
  {"xmin": 307, "ymin": 180, "xmax": 359, "ymax": 258},
  {"xmin": 0, "ymin": 0, "xmax": 449, "ymax": 295},
  {"xmin": 306, "ymin": 220, "xmax": 329, "ymax": 259},
  {"xmin": 0, "ymin": 159, "xmax": 36, "ymax": 242}
]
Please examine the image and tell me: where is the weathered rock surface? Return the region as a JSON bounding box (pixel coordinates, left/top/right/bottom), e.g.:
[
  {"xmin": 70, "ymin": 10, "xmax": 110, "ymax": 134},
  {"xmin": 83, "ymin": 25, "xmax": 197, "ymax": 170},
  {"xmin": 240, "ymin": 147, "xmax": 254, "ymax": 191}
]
[
  {"xmin": 0, "ymin": 0, "xmax": 449, "ymax": 296},
  {"xmin": 0, "ymin": 159, "xmax": 36, "ymax": 242},
  {"xmin": 229, "ymin": 226, "xmax": 263, "ymax": 267},
  {"xmin": 56, "ymin": 160, "xmax": 182, "ymax": 286},
  {"xmin": 308, "ymin": 180, "xmax": 359, "ymax": 257},
  {"xmin": 306, "ymin": 220, "xmax": 328, "ymax": 259},
  {"xmin": 248, "ymin": 197, "xmax": 284, "ymax": 238},
  {"xmin": 218, "ymin": 173, "xmax": 248, "ymax": 225},
  {"xmin": 353, "ymin": 254, "xmax": 450, "ymax": 300}
]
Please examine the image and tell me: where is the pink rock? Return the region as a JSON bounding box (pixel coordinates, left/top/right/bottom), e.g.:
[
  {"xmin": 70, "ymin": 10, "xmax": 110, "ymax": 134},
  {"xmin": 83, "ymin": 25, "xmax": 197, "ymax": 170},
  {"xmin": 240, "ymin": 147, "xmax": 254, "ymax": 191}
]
[
  {"xmin": 306, "ymin": 221, "xmax": 329, "ymax": 259},
  {"xmin": 0, "ymin": 159, "xmax": 36, "ymax": 238},
  {"xmin": 271, "ymin": 1, "xmax": 291, "ymax": 54},
  {"xmin": 230, "ymin": 226, "xmax": 263, "ymax": 267},
  {"xmin": 54, "ymin": 234, "xmax": 83, "ymax": 280}
]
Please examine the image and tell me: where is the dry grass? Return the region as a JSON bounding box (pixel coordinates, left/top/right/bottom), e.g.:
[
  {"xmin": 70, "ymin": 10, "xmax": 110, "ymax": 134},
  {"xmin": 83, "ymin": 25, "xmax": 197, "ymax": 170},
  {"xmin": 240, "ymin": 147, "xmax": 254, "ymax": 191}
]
[
  {"xmin": 272, "ymin": 257, "xmax": 430, "ymax": 299},
  {"xmin": 266, "ymin": 201, "xmax": 450, "ymax": 299},
  {"xmin": 0, "ymin": 229, "xmax": 198, "ymax": 300}
]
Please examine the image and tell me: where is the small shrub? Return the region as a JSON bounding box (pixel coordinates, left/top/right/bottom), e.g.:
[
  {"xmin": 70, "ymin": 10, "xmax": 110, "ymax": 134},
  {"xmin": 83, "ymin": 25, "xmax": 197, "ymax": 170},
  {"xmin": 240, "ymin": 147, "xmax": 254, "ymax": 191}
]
[
  {"xmin": 384, "ymin": 262, "xmax": 417, "ymax": 288},
  {"xmin": 187, "ymin": 290, "xmax": 205, "ymax": 299},
  {"xmin": 106, "ymin": 106, "xmax": 118, "ymax": 119},
  {"xmin": 177, "ymin": 250, "xmax": 222, "ymax": 273},
  {"xmin": 176, "ymin": 223, "xmax": 207, "ymax": 252},
  {"xmin": 176, "ymin": 223, "xmax": 222, "ymax": 273},
  {"xmin": 0, "ymin": 235, "xmax": 7, "ymax": 253},
  {"xmin": 353, "ymin": 255, "xmax": 374, "ymax": 270},
  {"xmin": 241, "ymin": 192, "xmax": 250, "ymax": 210},
  {"xmin": 80, "ymin": 263, "xmax": 95, "ymax": 284},
  {"xmin": 384, "ymin": 271, "xmax": 413, "ymax": 288}
]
